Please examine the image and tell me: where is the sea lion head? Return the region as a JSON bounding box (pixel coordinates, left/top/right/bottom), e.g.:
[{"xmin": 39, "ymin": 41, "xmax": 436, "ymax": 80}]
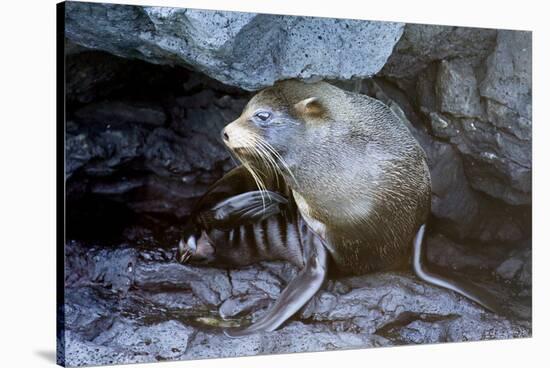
[{"xmin": 221, "ymin": 80, "xmax": 333, "ymax": 187}]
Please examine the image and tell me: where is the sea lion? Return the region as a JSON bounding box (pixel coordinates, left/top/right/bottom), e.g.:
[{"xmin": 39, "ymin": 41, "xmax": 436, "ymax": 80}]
[{"xmin": 177, "ymin": 79, "xmax": 500, "ymax": 336}]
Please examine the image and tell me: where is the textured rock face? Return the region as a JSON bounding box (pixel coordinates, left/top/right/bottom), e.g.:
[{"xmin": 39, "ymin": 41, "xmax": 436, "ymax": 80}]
[
  {"xmin": 361, "ymin": 78, "xmax": 530, "ymax": 243},
  {"xmin": 61, "ymin": 5, "xmax": 532, "ymax": 367},
  {"xmin": 65, "ymin": 2, "xmax": 404, "ymax": 90},
  {"xmin": 382, "ymin": 24, "xmax": 497, "ymax": 82},
  {"xmin": 61, "ymin": 242, "xmax": 530, "ymax": 366},
  {"xmin": 65, "ymin": 51, "xmax": 247, "ymax": 231},
  {"xmin": 382, "ymin": 26, "xmax": 532, "ymax": 206}
]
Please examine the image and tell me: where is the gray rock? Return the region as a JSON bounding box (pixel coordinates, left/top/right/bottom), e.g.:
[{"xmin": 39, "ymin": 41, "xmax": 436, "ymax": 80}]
[
  {"xmin": 318, "ymin": 272, "xmax": 528, "ymax": 338},
  {"xmin": 426, "ymin": 127, "xmax": 529, "ymax": 242},
  {"xmin": 427, "ymin": 140, "xmax": 480, "ymax": 235},
  {"xmin": 382, "ymin": 23, "xmax": 497, "ymax": 81},
  {"xmin": 88, "ymin": 248, "xmax": 137, "ymax": 292},
  {"xmin": 387, "ymin": 318, "xmax": 450, "ymax": 344},
  {"xmin": 228, "ymin": 266, "xmax": 287, "ymax": 298},
  {"xmin": 92, "ymin": 320, "xmax": 194, "ymax": 361},
  {"xmin": 475, "ymin": 30, "xmax": 532, "ymax": 203},
  {"xmin": 496, "ymin": 258, "xmax": 524, "ymax": 280},
  {"xmin": 74, "ymin": 101, "xmax": 166, "ymax": 127},
  {"xmin": 426, "ymin": 233, "xmax": 502, "ymax": 271},
  {"xmin": 480, "ymin": 31, "xmax": 532, "ymax": 130},
  {"xmin": 496, "ymin": 248, "xmax": 532, "ymax": 287},
  {"xmin": 63, "ymin": 287, "xmax": 119, "ymax": 340},
  {"xmin": 300, "ymin": 291, "xmax": 339, "ymax": 318},
  {"xmin": 448, "ymin": 116, "xmax": 531, "ymax": 206},
  {"xmin": 65, "ymin": 2, "xmax": 404, "ymax": 90},
  {"xmin": 61, "ymin": 242, "xmax": 530, "ymax": 366},
  {"xmin": 183, "ymin": 322, "xmax": 387, "ymax": 359},
  {"xmin": 436, "ymin": 59, "xmax": 483, "ymax": 118},
  {"xmin": 134, "ymin": 262, "xmax": 232, "ymax": 305},
  {"xmin": 381, "ymin": 24, "xmax": 531, "ymax": 206},
  {"xmin": 429, "ymin": 111, "xmax": 457, "ymax": 138},
  {"xmin": 65, "ymin": 50, "xmax": 133, "ymax": 104},
  {"xmin": 63, "ymin": 331, "xmax": 139, "ymax": 367},
  {"xmin": 65, "ymin": 244, "xmax": 137, "ymax": 293},
  {"xmin": 143, "ymin": 126, "xmax": 227, "ymax": 176},
  {"xmin": 65, "ymin": 121, "xmax": 148, "ymax": 178},
  {"xmin": 407, "ymin": 29, "xmax": 531, "ymax": 205},
  {"xmin": 139, "ymin": 291, "xmax": 204, "ymax": 311}
]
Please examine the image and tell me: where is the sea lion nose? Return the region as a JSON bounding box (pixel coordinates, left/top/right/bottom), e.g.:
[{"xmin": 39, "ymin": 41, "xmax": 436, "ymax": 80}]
[{"xmin": 222, "ymin": 129, "xmax": 229, "ymax": 142}]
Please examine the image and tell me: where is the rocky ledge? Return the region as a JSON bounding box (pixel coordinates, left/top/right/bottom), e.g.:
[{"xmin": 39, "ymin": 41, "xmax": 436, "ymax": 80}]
[{"xmin": 60, "ymin": 240, "xmax": 530, "ymax": 366}]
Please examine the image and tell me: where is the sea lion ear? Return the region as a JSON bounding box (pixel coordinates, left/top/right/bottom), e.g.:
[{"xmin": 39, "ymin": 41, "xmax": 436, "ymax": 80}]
[{"xmin": 294, "ymin": 97, "xmax": 324, "ymax": 117}]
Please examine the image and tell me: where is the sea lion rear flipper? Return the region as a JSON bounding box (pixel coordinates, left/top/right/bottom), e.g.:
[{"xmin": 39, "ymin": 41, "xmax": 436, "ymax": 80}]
[
  {"xmin": 223, "ymin": 228, "xmax": 328, "ymax": 337},
  {"xmin": 198, "ymin": 190, "xmax": 288, "ymax": 231},
  {"xmin": 412, "ymin": 224, "xmax": 504, "ymax": 314}
]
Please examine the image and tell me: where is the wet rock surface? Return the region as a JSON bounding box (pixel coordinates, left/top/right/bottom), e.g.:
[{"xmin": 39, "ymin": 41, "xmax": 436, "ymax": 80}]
[
  {"xmin": 61, "ymin": 241, "xmax": 531, "ymax": 366},
  {"xmin": 62, "ymin": 6, "xmax": 531, "ymax": 367}
]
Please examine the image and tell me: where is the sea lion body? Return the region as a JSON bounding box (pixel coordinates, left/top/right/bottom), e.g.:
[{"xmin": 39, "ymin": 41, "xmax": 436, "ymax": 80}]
[
  {"xmin": 177, "ymin": 80, "xmax": 499, "ymax": 336},
  {"xmin": 223, "ymin": 80, "xmax": 431, "ymax": 275}
]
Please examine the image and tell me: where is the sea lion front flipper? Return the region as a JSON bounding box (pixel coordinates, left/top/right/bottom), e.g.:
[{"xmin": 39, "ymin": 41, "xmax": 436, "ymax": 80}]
[
  {"xmin": 197, "ymin": 190, "xmax": 288, "ymax": 231},
  {"xmin": 412, "ymin": 224, "xmax": 504, "ymax": 314},
  {"xmin": 223, "ymin": 227, "xmax": 328, "ymax": 337}
]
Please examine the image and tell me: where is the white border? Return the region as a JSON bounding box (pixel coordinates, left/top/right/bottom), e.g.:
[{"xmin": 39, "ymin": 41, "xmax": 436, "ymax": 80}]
[{"xmin": 1, "ymin": 1, "xmax": 546, "ymax": 367}]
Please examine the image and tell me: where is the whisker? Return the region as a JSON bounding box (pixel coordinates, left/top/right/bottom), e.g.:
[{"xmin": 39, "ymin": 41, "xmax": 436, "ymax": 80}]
[
  {"xmin": 253, "ymin": 139, "xmax": 281, "ymax": 187},
  {"xmin": 240, "ymin": 138, "xmax": 270, "ymax": 208},
  {"xmin": 249, "ymin": 132, "xmax": 298, "ymax": 187},
  {"xmin": 226, "ymin": 131, "xmax": 296, "ymax": 211},
  {"xmin": 249, "ymin": 143, "xmax": 278, "ymax": 207},
  {"xmin": 242, "ymin": 159, "xmax": 266, "ymax": 208}
]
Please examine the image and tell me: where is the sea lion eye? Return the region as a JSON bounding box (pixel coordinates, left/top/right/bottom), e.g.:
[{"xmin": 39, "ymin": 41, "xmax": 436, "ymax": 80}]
[{"xmin": 254, "ymin": 111, "xmax": 271, "ymax": 122}]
